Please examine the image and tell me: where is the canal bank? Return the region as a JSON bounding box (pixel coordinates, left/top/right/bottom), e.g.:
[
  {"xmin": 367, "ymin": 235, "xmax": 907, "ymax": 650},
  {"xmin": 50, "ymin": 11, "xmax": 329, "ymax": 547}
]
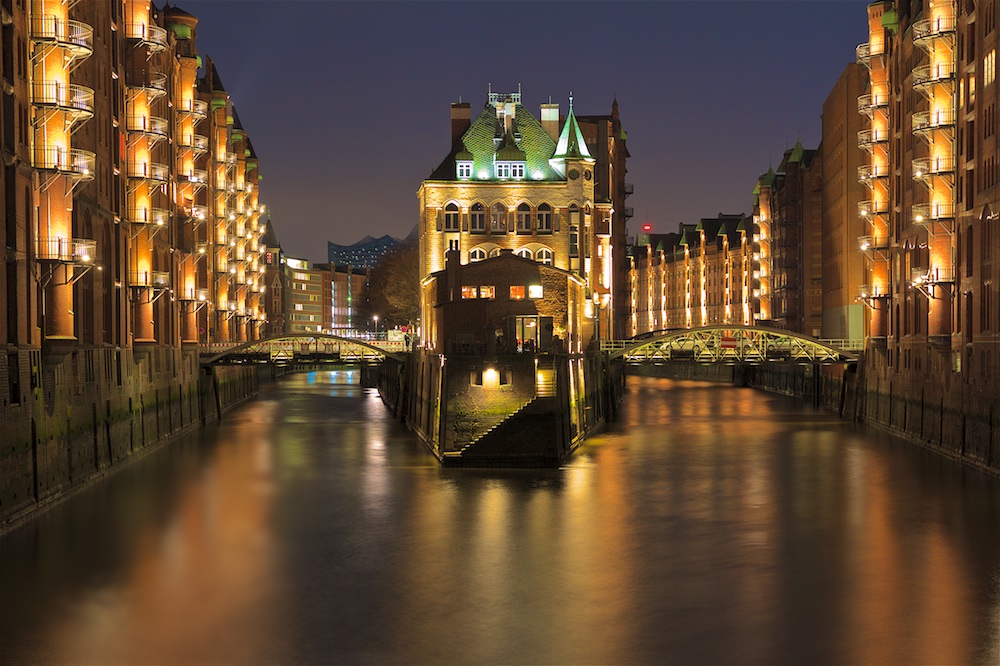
[
  {"xmin": 628, "ymin": 358, "xmax": 1000, "ymax": 477},
  {"xmin": 0, "ymin": 347, "xmax": 257, "ymax": 531}
]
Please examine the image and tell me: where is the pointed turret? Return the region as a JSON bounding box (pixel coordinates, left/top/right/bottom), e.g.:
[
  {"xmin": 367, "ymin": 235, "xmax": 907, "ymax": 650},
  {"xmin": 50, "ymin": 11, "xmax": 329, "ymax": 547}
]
[{"xmin": 549, "ymin": 94, "xmax": 594, "ymax": 177}]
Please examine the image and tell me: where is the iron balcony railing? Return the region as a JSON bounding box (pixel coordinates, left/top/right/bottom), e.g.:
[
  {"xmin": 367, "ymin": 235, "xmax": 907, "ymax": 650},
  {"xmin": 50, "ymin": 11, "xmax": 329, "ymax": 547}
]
[
  {"xmin": 857, "ymin": 92, "xmax": 889, "ymax": 116},
  {"xmin": 912, "ymin": 156, "xmax": 955, "ymax": 180},
  {"xmin": 912, "ymin": 16, "xmax": 957, "ymax": 45},
  {"xmin": 182, "ymin": 169, "xmax": 208, "ymax": 186},
  {"xmin": 858, "ymin": 163, "xmax": 889, "ymax": 183},
  {"xmin": 194, "ymin": 242, "xmax": 210, "ymax": 256},
  {"xmin": 190, "ymin": 205, "xmax": 209, "ymax": 221},
  {"xmin": 912, "ymin": 109, "xmax": 956, "ymax": 133},
  {"xmin": 127, "ymin": 207, "xmax": 169, "ymax": 226},
  {"xmin": 31, "ymin": 81, "xmax": 94, "ymax": 118},
  {"xmin": 33, "ymin": 146, "xmax": 95, "ymax": 178},
  {"xmin": 36, "ymin": 237, "xmax": 95, "ymax": 263},
  {"xmin": 29, "ymin": 15, "xmax": 93, "ymax": 61},
  {"xmin": 127, "ymin": 70, "xmax": 168, "ymax": 96},
  {"xmin": 913, "ymin": 62, "xmax": 955, "ymax": 89},
  {"xmin": 124, "ymin": 22, "xmax": 167, "ymax": 52},
  {"xmin": 126, "ymin": 161, "xmax": 169, "ymax": 182},
  {"xmin": 177, "ymin": 133, "xmax": 209, "ymax": 153},
  {"xmin": 912, "ymin": 202, "xmax": 955, "ymax": 223},
  {"xmin": 177, "ymin": 98, "xmax": 209, "ymax": 118},
  {"xmin": 858, "ymin": 199, "xmax": 888, "ymax": 217},
  {"xmin": 858, "ymin": 235, "xmax": 890, "ymax": 252},
  {"xmin": 858, "ymin": 128, "xmax": 889, "ymax": 149},
  {"xmin": 125, "ymin": 114, "xmax": 168, "ymax": 139},
  {"xmin": 178, "ymin": 287, "xmax": 210, "ymax": 302},
  {"xmin": 130, "ymin": 270, "xmax": 171, "ymax": 288}
]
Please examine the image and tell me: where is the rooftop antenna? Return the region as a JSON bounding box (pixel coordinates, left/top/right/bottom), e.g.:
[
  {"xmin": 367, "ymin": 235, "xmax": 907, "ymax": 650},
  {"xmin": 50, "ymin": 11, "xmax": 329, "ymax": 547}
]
[{"xmin": 569, "ymin": 91, "xmax": 573, "ymax": 109}]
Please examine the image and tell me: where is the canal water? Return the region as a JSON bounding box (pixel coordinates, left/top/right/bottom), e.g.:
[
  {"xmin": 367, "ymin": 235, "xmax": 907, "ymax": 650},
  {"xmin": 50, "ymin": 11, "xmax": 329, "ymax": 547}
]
[{"xmin": 2, "ymin": 372, "xmax": 999, "ymax": 665}]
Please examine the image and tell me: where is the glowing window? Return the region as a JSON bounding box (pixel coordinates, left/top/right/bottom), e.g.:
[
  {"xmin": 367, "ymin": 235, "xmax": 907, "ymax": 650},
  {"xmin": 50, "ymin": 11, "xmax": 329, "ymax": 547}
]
[
  {"xmin": 470, "ymin": 203, "xmax": 486, "ymax": 233},
  {"xmin": 496, "ymin": 162, "xmax": 510, "ymax": 179},
  {"xmin": 491, "ymin": 203, "xmax": 507, "ymax": 233},
  {"xmin": 461, "ymin": 286, "xmax": 477, "ymax": 299},
  {"xmin": 457, "ymin": 161, "xmax": 472, "ymax": 179},
  {"xmin": 516, "ymin": 203, "xmax": 531, "ymax": 233},
  {"xmin": 470, "ymin": 248, "xmax": 486, "ymax": 262},
  {"xmin": 515, "ymin": 247, "xmax": 533, "ymax": 260},
  {"xmin": 528, "ymin": 285, "xmax": 543, "ymax": 299},
  {"xmin": 537, "ymin": 248, "xmax": 553, "ymax": 266},
  {"xmin": 987, "ymin": 50, "xmax": 997, "ymax": 87},
  {"xmin": 537, "ymin": 203, "xmax": 552, "ymax": 233},
  {"xmin": 479, "ymin": 285, "xmax": 495, "ymax": 299},
  {"xmin": 511, "ymin": 163, "xmax": 525, "ymax": 179},
  {"xmin": 444, "ymin": 203, "xmax": 460, "ymax": 231},
  {"xmin": 509, "ymin": 285, "xmax": 525, "ymax": 300},
  {"xmin": 489, "ymin": 248, "xmax": 502, "ymax": 258}
]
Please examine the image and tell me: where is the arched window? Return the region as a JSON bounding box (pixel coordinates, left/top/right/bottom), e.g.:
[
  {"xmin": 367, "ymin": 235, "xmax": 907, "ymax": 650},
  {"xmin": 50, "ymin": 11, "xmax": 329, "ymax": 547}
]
[
  {"xmin": 491, "ymin": 203, "xmax": 507, "ymax": 233},
  {"xmin": 537, "ymin": 203, "xmax": 552, "ymax": 233},
  {"xmin": 489, "ymin": 247, "xmax": 502, "ymax": 258},
  {"xmin": 470, "ymin": 248, "xmax": 486, "ymax": 262},
  {"xmin": 444, "ymin": 203, "xmax": 460, "ymax": 232},
  {"xmin": 569, "ymin": 204, "xmax": 580, "ymax": 258},
  {"xmin": 516, "ymin": 203, "xmax": 531, "ymax": 234},
  {"xmin": 537, "ymin": 248, "xmax": 554, "ymax": 266},
  {"xmin": 515, "ymin": 247, "xmax": 533, "ymax": 260},
  {"xmin": 470, "ymin": 203, "xmax": 486, "ymax": 233}
]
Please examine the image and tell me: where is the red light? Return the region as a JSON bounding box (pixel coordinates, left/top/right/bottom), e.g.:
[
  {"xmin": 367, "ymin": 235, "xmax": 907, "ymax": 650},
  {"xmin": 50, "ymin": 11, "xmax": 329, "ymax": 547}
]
[{"xmin": 642, "ymin": 224, "xmax": 652, "ymax": 232}]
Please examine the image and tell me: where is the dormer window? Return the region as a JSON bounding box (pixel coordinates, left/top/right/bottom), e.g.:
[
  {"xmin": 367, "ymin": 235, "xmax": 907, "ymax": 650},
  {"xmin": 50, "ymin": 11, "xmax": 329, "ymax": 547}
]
[
  {"xmin": 457, "ymin": 161, "xmax": 473, "ymax": 180},
  {"xmin": 495, "ymin": 161, "xmax": 525, "ymax": 180}
]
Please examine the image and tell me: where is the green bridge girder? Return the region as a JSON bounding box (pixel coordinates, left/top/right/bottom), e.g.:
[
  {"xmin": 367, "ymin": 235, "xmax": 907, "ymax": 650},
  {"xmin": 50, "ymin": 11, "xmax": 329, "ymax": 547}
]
[
  {"xmin": 601, "ymin": 326, "xmax": 860, "ymax": 365},
  {"xmin": 201, "ymin": 333, "xmax": 407, "ymax": 365}
]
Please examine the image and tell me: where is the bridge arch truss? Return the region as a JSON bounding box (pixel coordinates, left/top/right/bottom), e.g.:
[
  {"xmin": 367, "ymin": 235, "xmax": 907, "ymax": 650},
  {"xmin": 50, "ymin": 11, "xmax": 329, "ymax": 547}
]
[
  {"xmin": 202, "ymin": 333, "xmax": 407, "ymax": 365},
  {"xmin": 603, "ymin": 326, "xmax": 859, "ymax": 365}
]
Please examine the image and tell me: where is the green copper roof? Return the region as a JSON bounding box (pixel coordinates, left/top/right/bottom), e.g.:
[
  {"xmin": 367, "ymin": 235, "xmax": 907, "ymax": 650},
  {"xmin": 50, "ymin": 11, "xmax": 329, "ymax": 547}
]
[
  {"xmin": 551, "ymin": 101, "xmax": 593, "ymax": 165},
  {"xmin": 496, "ymin": 131, "xmax": 526, "ymax": 161},
  {"xmin": 752, "ymin": 181, "xmax": 760, "ymax": 195},
  {"xmin": 443, "ymin": 103, "xmax": 560, "ymax": 181},
  {"xmin": 761, "ymin": 166, "xmax": 777, "ymax": 188},
  {"xmin": 788, "ymin": 139, "xmax": 805, "ymax": 164},
  {"xmin": 455, "ymin": 148, "xmax": 473, "ymax": 161},
  {"xmin": 882, "ymin": 7, "xmax": 899, "ymax": 34}
]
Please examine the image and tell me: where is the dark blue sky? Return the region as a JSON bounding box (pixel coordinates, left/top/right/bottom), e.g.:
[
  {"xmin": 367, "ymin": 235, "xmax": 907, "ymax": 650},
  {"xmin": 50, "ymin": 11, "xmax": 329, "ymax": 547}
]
[{"xmin": 176, "ymin": 0, "xmax": 869, "ymax": 262}]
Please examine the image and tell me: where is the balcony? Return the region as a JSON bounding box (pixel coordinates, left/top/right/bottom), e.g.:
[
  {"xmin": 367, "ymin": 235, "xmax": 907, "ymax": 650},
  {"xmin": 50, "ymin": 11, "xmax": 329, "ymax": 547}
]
[
  {"xmin": 858, "ymin": 199, "xmax": 888, "ymax": 217},
  {"xmin": 126, "ymin": 161, "xmax": 169, "ymax": 183},
  {"xmin": 31, "ymin": 81, "xmax": 94, "ymax": 123},
  {"xmin": 912, "ymin": 156, "xmax": 955, "ymax": 182},
  {"xmin": 858, "ymin": 284, "xmax": 890, "ymax": 300},
  {"xmin": 857, "ymin": 92, "xmax": 889, "ymax": 116},
  {"xmin": 912, "ymin": 109, "xmax": 955, "ymax": 134},
  {"xmin": 226, "ymin": 152, "xmax": 238, "ymax": 165},
  {"xmin": 127, "ymin": 70, "xmax": 168, "ymax": 98},
  {"xmin": 858, "ymin": 235, "xmax": 890, "ymax": 252},
  {"xmin": 858, "ymin": 163, "xmax": 889, "ymax": 184},
  {"xmin": 190, "ymin": 205, "xmax": 209, "ymax": 221},
  {"xmin": 912, "ymin": 16, "xmax": 956, "ymax": 48},
  {"xmin": 623, "ymin": 207, "xmax": 634, "ymax": 219},
  {"xmin": 130, "ymin": 270, "xmax": 171, "ymax": 288},
  {"xmin": 125, "ymin": 115, "xmax": 168, "ymax": 141},
  {"xmin": 910, "ymin": 266, "xmax": 955, "ymax": 298},
  {"xmin": 913, "ymin": 63, "xmax": 955, "ymax": 91},
  {"xmin": 29, "ymin": 15, "xmax": 93, "ymax": 66},
  {"xmin": 177, "ymin": 133, "xmax": 209, "ymax": 154},
  {"xmin": 177, "ymin": 98, "xmax": 209, "ymax": 119},
  {"xmin": 125, "ymin": 22, "xmax": 167, "ymax": 53},
  {"xmin": 194, "ymin": 242, "xmax": 210, "ymax": 256},
  {"xmin": 178, "ymin": 287, "xmax": 210, "ymax": 302},
  {"xmin": 36, "ymin": 237, "xmax": 95, "ymax": 263},
  {"xmin": 912, "ymin": 202, "xmax": 955, "ymax": 224},
  {"xmin": 182, "ymin": 169, "xmax": 208, "ymax": 188},
  {"xmin": 624, "ymin": 182, "xmax": 634, "ymax": 197},
  {"xmin": 857, "ymin": 128, "xmax": 889, "ymax": 150},
  {"xmin": 127, "ymin": 207, "xmax": 169, "ymax": 227},
  {"xmin": 33, "ymin": 146, "xmax": 95, "ymax": 180}
]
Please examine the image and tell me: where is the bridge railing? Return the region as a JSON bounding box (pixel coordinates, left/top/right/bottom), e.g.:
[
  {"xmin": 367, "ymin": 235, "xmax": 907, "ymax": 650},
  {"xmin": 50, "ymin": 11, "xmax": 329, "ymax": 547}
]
[{"xmin": 201, "ymin": 338, "xmax": 406, "ymax": 363}]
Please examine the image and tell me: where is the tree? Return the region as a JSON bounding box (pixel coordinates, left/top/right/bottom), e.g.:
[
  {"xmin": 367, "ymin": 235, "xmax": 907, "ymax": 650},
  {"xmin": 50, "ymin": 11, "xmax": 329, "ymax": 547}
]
[{"xmin": 364, "ymin": 244, "xmax": 420, "ymax": 330}]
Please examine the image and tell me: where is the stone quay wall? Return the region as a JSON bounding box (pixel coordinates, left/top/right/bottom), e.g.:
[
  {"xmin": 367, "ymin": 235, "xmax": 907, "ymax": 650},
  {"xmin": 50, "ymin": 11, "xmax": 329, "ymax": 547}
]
[
  {"xmin": 0, "ymin": 346, "xmax": 257, "ymax": 530},
  {"xmin": 624, "ymin": 359, "xmax": 999, "ymax": 477},
  {"xmin": 389, "ymin": 351, "xmax": 623, "ymax": 467}
]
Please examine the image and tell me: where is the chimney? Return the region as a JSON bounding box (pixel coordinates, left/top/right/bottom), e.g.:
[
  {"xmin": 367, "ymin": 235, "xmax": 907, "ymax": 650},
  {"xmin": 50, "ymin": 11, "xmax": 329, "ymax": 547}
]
[
  {"xmin": 540, "ymin": 103, "xmax": 560, "ymax": 141},
  {"xmin": 451, "ymin": 102, "xmax": 471, "ymax": 145}
]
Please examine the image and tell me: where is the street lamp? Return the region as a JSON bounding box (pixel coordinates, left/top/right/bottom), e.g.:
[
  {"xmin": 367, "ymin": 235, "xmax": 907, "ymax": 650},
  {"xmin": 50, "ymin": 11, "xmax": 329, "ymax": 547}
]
[{"xmin": 373, "ymin": 315, "xmax": 379, "ymax": 339}]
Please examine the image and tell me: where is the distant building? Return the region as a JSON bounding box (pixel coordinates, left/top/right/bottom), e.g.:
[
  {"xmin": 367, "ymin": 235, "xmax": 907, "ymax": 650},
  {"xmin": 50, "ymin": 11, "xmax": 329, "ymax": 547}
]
[
  {"xmin": 628, "ymin": 214, "xmax": 754, "ymax": 334},
  {"xmin": 753, "ymin": 141, "xmax": 824, "ymax": 336},
  {"xmin": 282, "ymin": 257, "xmax": 330, "ymax": 334},
  {"xmin": 327, "ymin": 228, "xmax": 417, "ymax": 270}
]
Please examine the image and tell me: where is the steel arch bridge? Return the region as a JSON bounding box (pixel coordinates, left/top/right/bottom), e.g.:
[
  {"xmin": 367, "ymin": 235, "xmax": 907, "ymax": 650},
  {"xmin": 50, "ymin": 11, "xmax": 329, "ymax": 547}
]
[
  {"xmin": 201, "ymin": 333, "xmax": 407, "ymax": 365},
  {"xmin": 602, "ymin": 326, "xmax": 860, "ymax": 365}
]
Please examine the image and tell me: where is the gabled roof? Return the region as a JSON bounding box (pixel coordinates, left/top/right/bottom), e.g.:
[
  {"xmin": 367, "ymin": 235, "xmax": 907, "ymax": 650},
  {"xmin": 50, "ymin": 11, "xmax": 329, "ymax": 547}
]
[{"xmin": 552, "ymin": 102, "xmax": 593, "ymax": 162}]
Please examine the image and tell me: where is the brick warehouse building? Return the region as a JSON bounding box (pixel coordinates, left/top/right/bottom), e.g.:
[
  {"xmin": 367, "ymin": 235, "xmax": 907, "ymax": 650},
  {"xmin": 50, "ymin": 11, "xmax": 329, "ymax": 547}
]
[
  {"xmin": 417, "ymin": 88, "xmax": 630, "ymax": 348},
  {"xmin": 0, "ymin": 1, "xmax": 267, "ymax": 520}
]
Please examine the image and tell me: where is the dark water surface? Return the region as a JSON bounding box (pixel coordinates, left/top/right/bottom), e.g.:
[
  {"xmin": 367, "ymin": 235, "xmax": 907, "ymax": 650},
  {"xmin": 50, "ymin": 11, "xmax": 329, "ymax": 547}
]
[{"xmin": 3, "ymin": 372, "xmax": 999, "ymax": 665}]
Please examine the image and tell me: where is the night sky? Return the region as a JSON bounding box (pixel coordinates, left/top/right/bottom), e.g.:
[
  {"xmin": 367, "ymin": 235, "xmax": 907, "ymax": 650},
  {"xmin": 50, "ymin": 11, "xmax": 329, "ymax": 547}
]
[{"xmin": 175, "ymin": 0, "xmax": 869, "ymax": 262}]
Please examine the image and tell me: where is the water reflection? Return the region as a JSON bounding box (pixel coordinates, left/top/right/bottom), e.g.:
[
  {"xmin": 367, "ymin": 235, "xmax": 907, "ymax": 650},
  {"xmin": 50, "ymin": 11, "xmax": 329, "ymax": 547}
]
[{"xmin": 2, "ymin": 374, "xmax": 999, "ymax": 665}]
